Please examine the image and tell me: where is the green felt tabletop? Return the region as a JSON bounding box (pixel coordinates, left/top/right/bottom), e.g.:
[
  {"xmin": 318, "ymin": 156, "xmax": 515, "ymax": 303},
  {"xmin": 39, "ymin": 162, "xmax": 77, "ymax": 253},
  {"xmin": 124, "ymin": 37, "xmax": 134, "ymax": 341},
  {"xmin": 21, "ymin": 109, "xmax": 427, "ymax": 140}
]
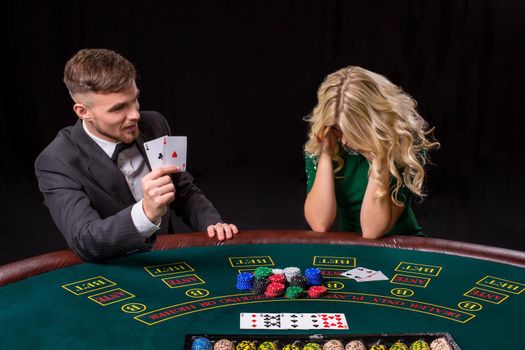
[{"xmin": 0, "ymin": 244, "xmax": 524, "ymax": 349}]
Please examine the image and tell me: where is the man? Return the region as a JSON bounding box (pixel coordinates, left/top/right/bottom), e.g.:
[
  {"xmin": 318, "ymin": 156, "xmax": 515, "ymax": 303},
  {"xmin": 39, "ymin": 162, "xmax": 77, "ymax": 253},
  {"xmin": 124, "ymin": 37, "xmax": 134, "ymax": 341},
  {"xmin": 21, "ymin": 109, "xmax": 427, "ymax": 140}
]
[{"xmin": 35, "ymin": 48, "xmax": 238, "ymax": 261}]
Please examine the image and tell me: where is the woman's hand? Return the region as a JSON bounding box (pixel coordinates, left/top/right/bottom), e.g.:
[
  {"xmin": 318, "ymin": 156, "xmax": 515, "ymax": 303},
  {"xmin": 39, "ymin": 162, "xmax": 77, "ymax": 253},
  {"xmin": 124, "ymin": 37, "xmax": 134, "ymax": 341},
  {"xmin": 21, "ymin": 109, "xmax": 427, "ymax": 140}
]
[{"xmin": 317, "ymin": 126, "xmax": 341, "ymax": 157}]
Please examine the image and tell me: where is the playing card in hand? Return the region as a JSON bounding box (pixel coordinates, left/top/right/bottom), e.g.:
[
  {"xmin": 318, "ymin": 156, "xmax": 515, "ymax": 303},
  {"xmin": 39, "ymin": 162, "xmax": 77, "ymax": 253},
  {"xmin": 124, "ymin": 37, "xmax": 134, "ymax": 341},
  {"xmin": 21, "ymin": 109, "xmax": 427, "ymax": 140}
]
[
  {"xmin": 143, "ymin": 135, "xmax": 167, "ymax": 169},
  {"xmin": 143, "ymin": 135, "xmax": 187, "ymax": 171},
  {"xmin": 163, "ymin": 136, "xmax": 187, "ymax": 171}
]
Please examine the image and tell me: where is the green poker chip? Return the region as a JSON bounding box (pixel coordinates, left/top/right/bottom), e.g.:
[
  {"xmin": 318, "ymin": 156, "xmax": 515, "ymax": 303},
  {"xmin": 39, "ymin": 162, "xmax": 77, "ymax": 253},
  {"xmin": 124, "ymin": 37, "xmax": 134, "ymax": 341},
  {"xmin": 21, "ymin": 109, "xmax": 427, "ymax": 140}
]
[
  {"xmin": 285, "ymin": 286, "xmax": 303, "ymax": 299},
  {"xmin": 253, "ymin": 267, "xmax": 273, "ymax": 279}
]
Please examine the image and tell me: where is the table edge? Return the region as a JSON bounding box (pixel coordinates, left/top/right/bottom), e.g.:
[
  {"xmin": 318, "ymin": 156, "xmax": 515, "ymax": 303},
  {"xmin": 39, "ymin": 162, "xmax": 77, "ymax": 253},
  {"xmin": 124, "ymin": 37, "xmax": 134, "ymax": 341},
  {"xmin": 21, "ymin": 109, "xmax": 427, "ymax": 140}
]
[{"xmin": 1, "ymin": 230, "xmax": 524, "ymax": 287}]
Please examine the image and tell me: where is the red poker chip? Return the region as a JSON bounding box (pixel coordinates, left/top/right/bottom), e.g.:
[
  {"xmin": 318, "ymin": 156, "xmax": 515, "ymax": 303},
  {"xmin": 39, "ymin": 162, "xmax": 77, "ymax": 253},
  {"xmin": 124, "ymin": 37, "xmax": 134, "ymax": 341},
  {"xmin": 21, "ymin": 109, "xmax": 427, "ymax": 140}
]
[
  {"xmin": 307, "ymin": 285, "xmax": 327, "ymax": 298},
  {"xmin": 268, "ymin": 274, "xmax": 286, "ymax": 284},
  {"xmin": 265, "ymin": 283, "xmax": 285, "ymax": 297}
]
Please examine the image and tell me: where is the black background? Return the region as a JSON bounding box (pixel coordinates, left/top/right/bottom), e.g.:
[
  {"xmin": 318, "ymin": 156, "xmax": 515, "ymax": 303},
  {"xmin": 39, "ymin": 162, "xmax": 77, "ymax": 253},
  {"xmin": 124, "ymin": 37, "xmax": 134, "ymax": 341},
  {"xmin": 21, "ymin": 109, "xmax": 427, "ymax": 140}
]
[{"xmin": 1, "ymin": 1, "xmax": 524, "ymax": 265}]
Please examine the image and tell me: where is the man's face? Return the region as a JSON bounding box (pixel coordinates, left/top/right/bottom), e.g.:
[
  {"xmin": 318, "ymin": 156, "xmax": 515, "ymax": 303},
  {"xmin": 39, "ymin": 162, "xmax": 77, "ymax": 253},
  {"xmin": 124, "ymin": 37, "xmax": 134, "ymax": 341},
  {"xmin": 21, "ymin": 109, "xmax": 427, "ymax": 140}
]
[{"xmin": 75, "ymin": 81, "xmax": 141, "ymax": 144}]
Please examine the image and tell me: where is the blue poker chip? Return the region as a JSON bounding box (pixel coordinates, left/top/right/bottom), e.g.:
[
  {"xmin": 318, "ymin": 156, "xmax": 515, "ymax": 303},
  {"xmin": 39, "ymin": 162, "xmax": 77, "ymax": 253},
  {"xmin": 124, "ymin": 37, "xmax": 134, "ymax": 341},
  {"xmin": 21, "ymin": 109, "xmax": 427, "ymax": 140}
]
[
  {"xmin": 305, "ymin": 268, "xmax": 323, "ymax": 286},
  {"xmin": 306, "ymin": 279, "xmax": 323, "ymax": 286},
  {"xmin": 304, "ymin": 268, "xmax": 321, "ymax": 277},
  {"xmin": 192, "ymin": 337, "xmax": 212, "ymax": 350},
  {"xmin": 236, "ymin": 272, "xmax": 254, "ymax": 290},
  {"xmin": 237, "ymin": 272, "xmax": 254, "ymax": 281}
]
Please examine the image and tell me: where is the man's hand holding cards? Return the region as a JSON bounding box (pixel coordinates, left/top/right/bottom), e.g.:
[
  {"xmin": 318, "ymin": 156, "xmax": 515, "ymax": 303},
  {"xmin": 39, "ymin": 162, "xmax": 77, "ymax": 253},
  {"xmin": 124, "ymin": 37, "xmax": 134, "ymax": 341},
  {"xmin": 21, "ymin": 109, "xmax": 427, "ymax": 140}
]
[{"xmin": 144, "ymin": 135, "xmax": 187, "ymax": 171}]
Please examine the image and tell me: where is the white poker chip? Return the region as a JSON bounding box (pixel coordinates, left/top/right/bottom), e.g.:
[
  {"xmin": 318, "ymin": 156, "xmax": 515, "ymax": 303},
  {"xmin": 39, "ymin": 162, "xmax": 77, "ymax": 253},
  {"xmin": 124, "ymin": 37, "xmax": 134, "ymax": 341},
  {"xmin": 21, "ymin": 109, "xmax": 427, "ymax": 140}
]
[
  {"xmin": 283, "ymin": 267, "xmax": 301, "ymax": 282},
  {"xmin": 272, "ymin": 268, "xmax": 285, "ymax": 276}
]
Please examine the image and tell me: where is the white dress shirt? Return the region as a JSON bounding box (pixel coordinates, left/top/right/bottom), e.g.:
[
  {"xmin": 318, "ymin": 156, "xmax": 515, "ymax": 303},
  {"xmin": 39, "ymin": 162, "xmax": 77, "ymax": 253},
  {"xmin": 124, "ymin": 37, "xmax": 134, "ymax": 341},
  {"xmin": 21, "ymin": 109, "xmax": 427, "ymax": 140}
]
[{"xmin": 82, "ymin": 121, "xmax": 160, "ymax": 236}]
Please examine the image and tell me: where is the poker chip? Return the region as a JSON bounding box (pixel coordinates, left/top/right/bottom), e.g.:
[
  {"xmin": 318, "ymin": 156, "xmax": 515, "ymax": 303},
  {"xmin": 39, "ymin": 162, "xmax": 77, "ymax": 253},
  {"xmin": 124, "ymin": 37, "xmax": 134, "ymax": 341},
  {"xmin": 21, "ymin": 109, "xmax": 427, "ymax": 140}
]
[
  {"xmin": 304, "ymin": 268, "xmax": 323, "ymax": 286},
  {"xmin": 282, "ymin": 344, "xmax": 301, "ymax": 350},
  {"xmin": 307, "ymin": 285, "xmax": 327, "ymax": 298},
  {"xmin": 284, "ymin": 286, "xmax": 303, "ymax": 299},
  {"xmin": 258, "ymin": 341, "xmax": 278, "ymax": 350},
  {"xmin": 268, "ymin": 274, "xmax": 287, "ymax": 285},
  {"xmin": 252, "ymin": 278, "xmax": 270, "ymax": 294},
  {"xmin": 214, "ymin": 339, "xmax": 235, "ymax": 350},
  {"xmin": 283, "ymin": 267, "xmax": 301, "ymax": 282},
  {"xmin": 409, "ymin": 340, "xmax": 430, "ymax": 350},
  {"xmin": 237, "ymin": 340, "xmax": 257, "ymax": 350},
  {"xmin": 323, "ymin": 340, "xmax": 344, "ymax": 350},
  {"xmin": 429, "ymin": 338, "xmax": 452, "ymax": 350},
  {"xmin": 272, "ymin": 268, "xmax": 285, "ymax": 276},
  {"xmin": 345, "ymin": 340, "xmax": 367, "ymax": 350},
  {"xmin": 265, "ymin": 282, "xmax": 286, "ymax": 297},
  {"xmin": 236, "ymin": 272, "xmax": 254, "ymax": 291},
  {"xmin": 290, "ymin": 275, "xmax": 307, "ymax": 289},
  {"xmin": 192, "ymin": 337, "xmax": 212, "ymax": 350},
  {"xmin": 254, "ymin": 267, "xmax": 274, "ymax": 279},
  {"xmin": 303, "ymin": 343, "xmax": 322, "ymax": 350},
  {"xmin": 389, "ymin": 341, "xmax": 408, "ymax": 350}
]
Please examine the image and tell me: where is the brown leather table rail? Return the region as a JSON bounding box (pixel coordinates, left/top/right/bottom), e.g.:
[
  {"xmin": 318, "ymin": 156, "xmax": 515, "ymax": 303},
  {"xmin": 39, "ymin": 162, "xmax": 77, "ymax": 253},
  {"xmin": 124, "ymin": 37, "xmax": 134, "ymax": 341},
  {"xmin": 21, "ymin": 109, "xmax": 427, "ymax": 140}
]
[{"xmin": 1, "ymin": 230, "xmax": 524, "ymax": 287}]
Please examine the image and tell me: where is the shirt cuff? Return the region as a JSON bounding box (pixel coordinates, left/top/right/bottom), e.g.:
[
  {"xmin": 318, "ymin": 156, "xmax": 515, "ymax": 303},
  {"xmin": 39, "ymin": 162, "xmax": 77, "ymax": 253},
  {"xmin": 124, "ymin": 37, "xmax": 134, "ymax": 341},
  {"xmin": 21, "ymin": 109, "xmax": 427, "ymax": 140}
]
[{"xmin": 131, "ymin": 200, "xmax": 161, "ymax": 237}]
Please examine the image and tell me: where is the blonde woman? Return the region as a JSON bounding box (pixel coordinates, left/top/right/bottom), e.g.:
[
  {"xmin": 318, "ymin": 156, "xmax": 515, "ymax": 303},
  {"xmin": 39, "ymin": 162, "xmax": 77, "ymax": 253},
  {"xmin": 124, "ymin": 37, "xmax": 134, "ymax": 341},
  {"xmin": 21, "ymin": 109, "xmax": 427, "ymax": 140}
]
[{"xmin": 304, "ymin": 66, "xmax": 440, "ymax": 238}]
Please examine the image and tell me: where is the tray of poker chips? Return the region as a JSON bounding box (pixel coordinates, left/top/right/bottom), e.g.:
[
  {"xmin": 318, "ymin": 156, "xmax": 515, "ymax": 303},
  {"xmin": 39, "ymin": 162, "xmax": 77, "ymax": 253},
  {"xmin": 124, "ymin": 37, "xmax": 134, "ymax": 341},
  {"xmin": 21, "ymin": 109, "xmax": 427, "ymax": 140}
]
[{"xmin": 185, "ymin": 333, "xmax": 461, "ymax": 350}]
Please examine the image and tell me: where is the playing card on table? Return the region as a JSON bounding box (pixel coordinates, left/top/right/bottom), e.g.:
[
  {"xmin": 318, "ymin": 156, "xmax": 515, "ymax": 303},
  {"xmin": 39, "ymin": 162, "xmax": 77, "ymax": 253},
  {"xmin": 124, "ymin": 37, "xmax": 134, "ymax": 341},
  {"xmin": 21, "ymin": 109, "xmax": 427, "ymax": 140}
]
[
  {"xmin": 283, "ymin": 313, "xmax": 323, "ymax": 330},
  {"xmin": 318, "ymin": 313, "xmax": 349, "ymax": 329},
  {"xmin": 240, "ymin": 313, "xmax": 282, "ymax": 329},
  {"xmin": 341, "ymin": 267, "xmax": 377, "ymax": 281},
  {"xmin": 281, "ymin": 313, "xmax": 321, "ymax": 330},
  {"xmin": 241, "ymin": 313, "xmax": 348, "ymax": 330},
  {"xmin": 163, "ymin": 136, "xmax": 187, "ymax": 171},
  {"xmin": 143, "ymin": 135, "xmax": 167, "ymax": 169},
  {"xmin": 358, "ymin": 270, "xmax": 388, "ymax": 282}
]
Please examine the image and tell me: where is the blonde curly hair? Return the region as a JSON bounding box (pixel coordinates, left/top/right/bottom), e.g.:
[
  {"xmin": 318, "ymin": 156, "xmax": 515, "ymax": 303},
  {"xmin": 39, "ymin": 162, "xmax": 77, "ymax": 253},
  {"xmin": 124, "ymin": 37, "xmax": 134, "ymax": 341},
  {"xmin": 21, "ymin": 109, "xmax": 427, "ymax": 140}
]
[{"xmin": 305, "ymin": 66, "xmax": 440, "ymax": 205}]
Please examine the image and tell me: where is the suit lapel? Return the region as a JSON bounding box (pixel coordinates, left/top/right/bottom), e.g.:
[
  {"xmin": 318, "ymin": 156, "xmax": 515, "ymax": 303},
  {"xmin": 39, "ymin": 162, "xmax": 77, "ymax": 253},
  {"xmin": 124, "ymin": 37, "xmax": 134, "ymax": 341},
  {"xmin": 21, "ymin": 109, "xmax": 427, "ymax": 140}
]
[{"xmin": 72, "ymin": 120, "xmax": 136, "ymax": 207}]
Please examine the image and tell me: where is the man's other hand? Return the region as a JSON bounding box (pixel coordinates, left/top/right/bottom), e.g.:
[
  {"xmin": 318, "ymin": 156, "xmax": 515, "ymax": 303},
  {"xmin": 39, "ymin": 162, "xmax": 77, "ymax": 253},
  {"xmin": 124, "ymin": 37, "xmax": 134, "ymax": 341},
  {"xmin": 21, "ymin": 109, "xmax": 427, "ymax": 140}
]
[{"xmin": 207, "ymin": 223, "xmax": 239, "ymax": 241}]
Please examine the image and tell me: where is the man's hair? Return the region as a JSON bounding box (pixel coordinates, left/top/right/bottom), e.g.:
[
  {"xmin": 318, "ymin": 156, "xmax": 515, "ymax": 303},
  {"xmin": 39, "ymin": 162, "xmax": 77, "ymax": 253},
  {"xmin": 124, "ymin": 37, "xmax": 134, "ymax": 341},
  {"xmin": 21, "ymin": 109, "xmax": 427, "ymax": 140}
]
[{"xmin": 63, "ymin": 48, "xmax": 136, "ymax": 95}]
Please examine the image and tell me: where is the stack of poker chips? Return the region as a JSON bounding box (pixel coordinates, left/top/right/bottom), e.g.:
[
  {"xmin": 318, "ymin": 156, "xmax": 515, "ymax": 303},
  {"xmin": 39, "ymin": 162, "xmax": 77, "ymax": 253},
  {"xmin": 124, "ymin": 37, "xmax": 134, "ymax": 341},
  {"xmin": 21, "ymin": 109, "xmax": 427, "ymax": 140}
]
[
  {"xmin": 284, "ymin": 267, "xmax": 301, "ymax": 282},
  {"xmin": 409, "ymin": 340, "xmax": 430, "ymax": 350},
  {"xmin": 389, "ymin": 340, "xmax": 409, "ymax": 350},
  {"xmin": 236, "ymin": 272, "xmax": 254, "ymax": 291},
  {"xmin": 254, "ymin": 267, "xmax": 274, "ymax": 279},
  {"xmin": 258, "ymin": 341, "xmax": 279, "ymax": 350},
  {"xmin": 282, "ymin": 344, "xmax": 300, "ymax": 350},
  {"xmin": 323, "ymin": 340, "xmax": 344, "ymax": 350},
  {"xmin": 192, "ymin": 337, "xmax": 213, "ymax": 350},
  {"xmin": 304, "ymin": 268, "xmax": 323, "ymax": 286},
  {"xmin": 284, "ymin": 286, "xmax": 303, "ymax": 299},
  {"xmin": 429, "ymin": 338, "xmax": 452, "ymax": 350},
  {"xmin": 290, "ymin": 275, "xmax": 307, "ymax": 289},
  {"xmin": 236, "ymin": 266, "xmax": 323, "ymax": 299},
  {"xmin": 252, "ymin": 278, "xmax": 270, "ymax": 294},
  {"xmin": 268, "ymin": 274, "xmax": 286, "ymax": 285},
  {"xmin": 307, "ymin": 285, "xmax": 327, "ymax": 298},
  {"xmin": 344, "ymin": 340, "xmax": 366, "ymax": 350},
  {"xmin": 214, "ymin": 339, "xmax": 235, "ymax": 350},
  {"xmin": 265, "ymin": 282, "xmax": 286, "ymax": 297},
  {"xmin": 236, "ymin": 340, "xmax": 257, "ymax": 350}
]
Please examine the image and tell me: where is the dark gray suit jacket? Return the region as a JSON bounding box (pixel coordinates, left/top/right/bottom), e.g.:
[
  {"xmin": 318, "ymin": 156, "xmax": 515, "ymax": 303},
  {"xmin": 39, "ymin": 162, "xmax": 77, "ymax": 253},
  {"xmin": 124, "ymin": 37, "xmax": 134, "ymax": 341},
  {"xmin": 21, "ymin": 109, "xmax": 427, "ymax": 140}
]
[{"xmin": 35, "ymin": 111, "xmax": 222, "ymax": 261}]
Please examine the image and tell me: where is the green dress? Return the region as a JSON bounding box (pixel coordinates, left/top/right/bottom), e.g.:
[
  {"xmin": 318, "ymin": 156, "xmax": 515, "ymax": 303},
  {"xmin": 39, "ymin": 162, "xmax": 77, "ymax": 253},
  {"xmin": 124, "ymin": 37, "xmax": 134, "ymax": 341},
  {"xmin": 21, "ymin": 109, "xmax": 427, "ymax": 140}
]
[{"xmin": 305, "ymin": 147, "xmax": 424, "ymax": 236}]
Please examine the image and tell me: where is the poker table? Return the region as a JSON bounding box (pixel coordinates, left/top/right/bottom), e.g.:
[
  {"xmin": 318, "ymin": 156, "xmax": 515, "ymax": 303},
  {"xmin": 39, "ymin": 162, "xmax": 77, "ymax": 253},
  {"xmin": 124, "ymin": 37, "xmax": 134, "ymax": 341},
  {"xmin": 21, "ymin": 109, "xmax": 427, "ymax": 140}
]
[{"xmin": 1, "ymin": 230, "xmax": 524, "ymax": 349}]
